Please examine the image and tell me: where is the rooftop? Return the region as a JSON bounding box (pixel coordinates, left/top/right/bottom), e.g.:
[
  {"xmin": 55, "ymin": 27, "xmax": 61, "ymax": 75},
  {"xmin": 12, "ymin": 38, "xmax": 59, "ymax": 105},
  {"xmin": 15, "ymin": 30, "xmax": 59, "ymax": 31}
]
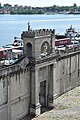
[{"xmin": 21, "ymin": 29, "xmax": 55, "ymax": 38}]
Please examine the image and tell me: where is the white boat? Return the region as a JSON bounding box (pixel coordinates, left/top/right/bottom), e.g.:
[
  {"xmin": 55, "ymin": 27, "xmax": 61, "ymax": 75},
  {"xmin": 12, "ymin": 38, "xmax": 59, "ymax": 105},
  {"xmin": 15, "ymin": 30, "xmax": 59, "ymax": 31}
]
[{"xmin": 0, "ymin": 38, "xmax": 23, "ymax": 66}]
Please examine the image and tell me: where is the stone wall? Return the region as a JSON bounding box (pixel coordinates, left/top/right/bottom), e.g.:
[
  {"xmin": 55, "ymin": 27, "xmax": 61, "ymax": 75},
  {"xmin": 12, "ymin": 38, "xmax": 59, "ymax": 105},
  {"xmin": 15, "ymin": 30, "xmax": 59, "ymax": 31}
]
[
  {"xmin": 0, "ymin": 51, "xmax": 80, "ymax": 119},
  {"xmin": 54, "ymin": 52, "xmax": 80, "ymax": 99},
  {"xmin": 0, "ymin": 57, "xmax": 30, "ymax": 120}
]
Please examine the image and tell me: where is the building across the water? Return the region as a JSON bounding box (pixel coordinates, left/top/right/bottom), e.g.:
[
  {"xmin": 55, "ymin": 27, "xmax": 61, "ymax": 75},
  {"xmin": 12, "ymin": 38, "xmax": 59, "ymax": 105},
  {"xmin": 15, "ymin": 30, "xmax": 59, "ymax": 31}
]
[{"xmin": 0, "ymin": 28, "xmax": 80, "ymax": 120}]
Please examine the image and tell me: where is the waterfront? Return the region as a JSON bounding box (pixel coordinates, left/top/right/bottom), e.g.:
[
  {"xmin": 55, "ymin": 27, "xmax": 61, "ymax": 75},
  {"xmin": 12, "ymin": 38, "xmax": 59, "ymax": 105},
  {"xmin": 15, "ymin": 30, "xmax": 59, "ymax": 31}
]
[
  {"xmin": 0, "ymin": 14, "xmax": 80, "ymax": 120},
  {"xmin": 0, "ymin": 14, "xmax": 80, "ymax": 47}
]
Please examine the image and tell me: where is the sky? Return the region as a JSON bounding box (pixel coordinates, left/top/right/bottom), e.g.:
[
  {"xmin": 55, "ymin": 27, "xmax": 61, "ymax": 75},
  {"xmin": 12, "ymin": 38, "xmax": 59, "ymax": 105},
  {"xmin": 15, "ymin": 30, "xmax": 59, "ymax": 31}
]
[{"xmin": 0, "ymin": 0, "xmax": 80, "ymax": 7}]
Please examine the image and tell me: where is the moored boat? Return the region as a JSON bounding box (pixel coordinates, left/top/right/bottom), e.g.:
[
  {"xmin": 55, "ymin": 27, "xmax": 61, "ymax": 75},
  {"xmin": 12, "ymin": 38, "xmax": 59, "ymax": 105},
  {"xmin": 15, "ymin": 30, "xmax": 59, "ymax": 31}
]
[{"xmin": 0, "ymin": 37, "xmax": 23, "ymax": 66}]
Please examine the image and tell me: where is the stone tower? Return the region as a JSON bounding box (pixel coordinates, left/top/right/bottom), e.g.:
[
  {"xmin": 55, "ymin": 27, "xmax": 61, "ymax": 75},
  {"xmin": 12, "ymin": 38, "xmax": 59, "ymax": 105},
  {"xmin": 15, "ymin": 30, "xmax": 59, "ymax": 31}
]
[
  {"xmin": 21, "ymin": 29, "xmax": 55, "ymax": 59},
  {"xmin": 21, "ymin": 28, "xmax": 55, "ymax": 115}
]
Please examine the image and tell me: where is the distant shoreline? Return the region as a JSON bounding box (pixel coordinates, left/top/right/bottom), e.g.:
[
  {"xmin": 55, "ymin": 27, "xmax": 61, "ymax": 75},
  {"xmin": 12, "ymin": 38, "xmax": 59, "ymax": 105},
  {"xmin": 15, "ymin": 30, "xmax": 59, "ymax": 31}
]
[{"xmin": 0, "ymin": 13, "xmax": 80, "ymax": 15}]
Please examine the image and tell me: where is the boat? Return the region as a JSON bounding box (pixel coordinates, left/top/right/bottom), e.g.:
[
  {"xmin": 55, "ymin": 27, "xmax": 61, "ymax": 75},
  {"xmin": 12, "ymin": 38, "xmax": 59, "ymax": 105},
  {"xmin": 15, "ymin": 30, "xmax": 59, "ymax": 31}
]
[
  {"xmin": 0, "ymin": 37, "xmax": 23, "ymax": 66},
  {"xmin": 68, "ymin": 11, "xmax": 80, "ymax": 14},
  {"xmin": 55, "ymin": 35, "xmax": 71, "ymax": 46},
  {"xmin": 65, "ymin": 25, "xmax": 80, "ymax": 41},
  {"xmin": 55, "ymin": 27, "xmax": 80, "ymax": 51},
  {"xmin": 65, "ymin": 25, "xmax": 76, "ymax": 38}
]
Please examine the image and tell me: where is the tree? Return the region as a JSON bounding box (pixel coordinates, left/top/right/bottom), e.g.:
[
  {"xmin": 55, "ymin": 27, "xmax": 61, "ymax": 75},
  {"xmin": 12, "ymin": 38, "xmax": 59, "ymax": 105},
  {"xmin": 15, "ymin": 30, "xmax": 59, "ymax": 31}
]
[
  {"xmin": 3, "ymin": 3, "xmax": 12, "ymax": 10},
  {"xmin": 0, "ymin": 2, "xmax": 2, "ymax": 9},
  {"xmin": 73, "ymin": 3, "xmax": 77, "ymax": 8},
  {"xmin": 73, "ymin": 3, "xmax": 78, "ymax": 11}
]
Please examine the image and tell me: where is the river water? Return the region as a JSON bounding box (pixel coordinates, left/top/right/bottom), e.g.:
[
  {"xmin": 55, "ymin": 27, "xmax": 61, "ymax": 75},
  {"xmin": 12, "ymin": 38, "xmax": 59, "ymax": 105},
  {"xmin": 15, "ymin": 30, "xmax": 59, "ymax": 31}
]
[{"xmin": 0, "ymin": 14, "xmax": 80, "ymax": 47}]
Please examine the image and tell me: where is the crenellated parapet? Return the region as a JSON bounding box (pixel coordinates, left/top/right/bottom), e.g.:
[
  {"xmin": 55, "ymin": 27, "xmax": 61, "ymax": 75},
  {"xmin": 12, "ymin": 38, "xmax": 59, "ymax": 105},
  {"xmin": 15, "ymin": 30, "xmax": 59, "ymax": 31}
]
[{"xmin": 21, "ymin": 29, "xmax": 55, "ymax": 38}]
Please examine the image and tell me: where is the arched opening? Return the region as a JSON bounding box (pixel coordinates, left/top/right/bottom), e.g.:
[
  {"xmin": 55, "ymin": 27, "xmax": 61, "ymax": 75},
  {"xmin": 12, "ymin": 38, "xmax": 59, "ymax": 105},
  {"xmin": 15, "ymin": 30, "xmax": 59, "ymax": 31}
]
[
  {"xmin": 26, "ymin": 43, "xmax": 32, "ymax": 58},
  {"xmin": 41, "ymin": 42, "xmax": 50, "ymax": 57}
]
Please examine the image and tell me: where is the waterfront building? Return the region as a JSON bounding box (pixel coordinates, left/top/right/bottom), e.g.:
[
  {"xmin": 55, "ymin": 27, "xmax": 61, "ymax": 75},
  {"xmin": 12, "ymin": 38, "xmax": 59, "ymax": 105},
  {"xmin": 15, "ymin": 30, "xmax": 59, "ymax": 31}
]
[{"xmin": 0, "ymin": 28, "xmax": 80, "ymax": 120}]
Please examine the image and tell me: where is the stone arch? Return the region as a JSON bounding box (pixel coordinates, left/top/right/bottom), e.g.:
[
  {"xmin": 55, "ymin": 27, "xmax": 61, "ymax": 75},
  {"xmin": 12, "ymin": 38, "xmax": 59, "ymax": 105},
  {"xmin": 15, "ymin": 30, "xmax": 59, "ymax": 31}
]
[
  {"xmin": 41, "ymin": 41, "xmax": 50, "ymax": 56},
  {"xmin": 26, "ymin": 42, "xmax": 32, "ymax": 58}
]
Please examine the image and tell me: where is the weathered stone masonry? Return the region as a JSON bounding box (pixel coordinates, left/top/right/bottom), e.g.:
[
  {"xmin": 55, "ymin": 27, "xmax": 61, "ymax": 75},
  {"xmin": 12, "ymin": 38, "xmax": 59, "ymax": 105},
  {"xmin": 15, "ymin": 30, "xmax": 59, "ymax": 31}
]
[
  {"xmin": 0, "ymin": 29, "xmax": 80, "ymax": 120},
  {"xmin": 0, "ymin": 57, "xmax": 30, "ymax": 120}
]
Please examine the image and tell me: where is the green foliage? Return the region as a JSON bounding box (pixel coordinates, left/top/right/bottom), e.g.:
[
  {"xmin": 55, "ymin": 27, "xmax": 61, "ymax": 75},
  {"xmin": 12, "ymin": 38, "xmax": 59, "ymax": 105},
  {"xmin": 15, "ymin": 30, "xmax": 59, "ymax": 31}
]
[
  {"xmin": 0, "ymin": 3, "xmax": 80, "ymax": 14},
  {"xmin": 0, "ymin": 3, "xmax": 2, "ymax": 9}
]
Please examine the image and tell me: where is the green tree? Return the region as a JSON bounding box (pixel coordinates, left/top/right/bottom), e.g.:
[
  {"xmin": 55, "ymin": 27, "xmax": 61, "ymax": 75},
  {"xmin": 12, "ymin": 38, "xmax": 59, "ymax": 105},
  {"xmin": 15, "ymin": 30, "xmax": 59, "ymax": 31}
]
[
  {"xmin": 0, "ymin": 2, "xmax": 2, "ymax": 9},
  {"xmin": 3, "ymin": 3, "xmax": 12, "ymax": 10}
]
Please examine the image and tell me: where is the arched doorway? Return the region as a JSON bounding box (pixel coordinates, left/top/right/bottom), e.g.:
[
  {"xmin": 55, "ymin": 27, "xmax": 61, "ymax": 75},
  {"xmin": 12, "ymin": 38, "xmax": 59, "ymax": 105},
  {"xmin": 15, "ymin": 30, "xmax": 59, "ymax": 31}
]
[{"xmin": 26, "ymin": 43, "xmax": 32, "ymax": 58}]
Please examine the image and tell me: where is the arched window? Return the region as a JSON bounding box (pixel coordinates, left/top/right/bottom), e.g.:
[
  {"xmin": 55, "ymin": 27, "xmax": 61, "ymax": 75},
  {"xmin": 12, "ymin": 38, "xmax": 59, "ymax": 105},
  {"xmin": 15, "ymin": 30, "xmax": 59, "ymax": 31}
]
[{"xmin": 26, "ymin": 43, "xmax": 32, "ymax": 58}]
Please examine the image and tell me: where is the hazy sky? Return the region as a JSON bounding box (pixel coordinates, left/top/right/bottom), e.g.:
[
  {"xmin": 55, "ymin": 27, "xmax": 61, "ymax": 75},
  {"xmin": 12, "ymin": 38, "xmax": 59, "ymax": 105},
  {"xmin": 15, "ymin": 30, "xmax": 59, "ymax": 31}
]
[{"xmin": 0, "ymin": 0, "xmax": 80, "ymax": 7}]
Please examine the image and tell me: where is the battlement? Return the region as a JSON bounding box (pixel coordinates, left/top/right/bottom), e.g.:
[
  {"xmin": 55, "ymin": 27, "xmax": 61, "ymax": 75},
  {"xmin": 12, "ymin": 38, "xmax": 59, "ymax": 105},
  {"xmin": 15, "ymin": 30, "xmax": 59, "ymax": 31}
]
[{"xmin": 21, "ymin": 29, "xmax": 55, "ymax": 38}]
